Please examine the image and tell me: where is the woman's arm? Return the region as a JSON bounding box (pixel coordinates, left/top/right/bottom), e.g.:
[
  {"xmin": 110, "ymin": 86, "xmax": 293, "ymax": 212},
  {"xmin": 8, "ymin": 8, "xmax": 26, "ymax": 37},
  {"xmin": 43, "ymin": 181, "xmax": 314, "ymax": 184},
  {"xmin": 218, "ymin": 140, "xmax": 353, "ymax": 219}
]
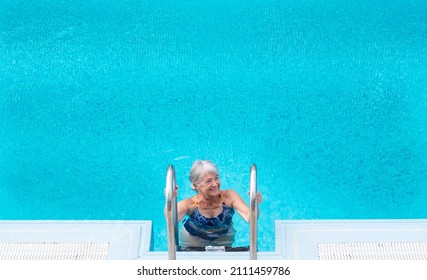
[
  {"xmin": 163, "ymin": 186, "xmax": 191, "ymax": 223},
  {"xmin": 226, "ymin": 190, "xmax": 262, "ymax": 222}
]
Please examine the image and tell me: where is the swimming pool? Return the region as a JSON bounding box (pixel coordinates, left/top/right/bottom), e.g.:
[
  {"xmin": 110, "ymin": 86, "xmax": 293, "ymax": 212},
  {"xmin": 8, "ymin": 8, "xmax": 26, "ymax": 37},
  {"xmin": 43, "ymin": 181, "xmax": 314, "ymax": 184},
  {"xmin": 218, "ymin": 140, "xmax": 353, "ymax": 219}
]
[{"xmin": 1, "ymin": 0, "xmax": 426, "ymax": 252}]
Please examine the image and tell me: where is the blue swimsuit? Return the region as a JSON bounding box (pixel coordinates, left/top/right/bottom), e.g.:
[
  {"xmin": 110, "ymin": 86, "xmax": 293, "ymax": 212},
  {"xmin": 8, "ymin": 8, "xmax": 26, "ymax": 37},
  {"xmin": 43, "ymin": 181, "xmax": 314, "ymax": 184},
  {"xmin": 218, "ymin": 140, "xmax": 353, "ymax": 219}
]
[{"xmin": 183, "ymin": 198, "xmax": 235, "ymax": 241}]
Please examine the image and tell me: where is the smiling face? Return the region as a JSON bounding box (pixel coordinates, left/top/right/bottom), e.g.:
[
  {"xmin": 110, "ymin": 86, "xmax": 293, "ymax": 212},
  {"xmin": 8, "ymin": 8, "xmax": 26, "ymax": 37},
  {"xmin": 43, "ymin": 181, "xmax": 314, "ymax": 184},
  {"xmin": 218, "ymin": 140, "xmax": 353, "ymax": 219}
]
[{"xmin": 195, "ymin": 172, "xmax": 221, "ymax": 198}]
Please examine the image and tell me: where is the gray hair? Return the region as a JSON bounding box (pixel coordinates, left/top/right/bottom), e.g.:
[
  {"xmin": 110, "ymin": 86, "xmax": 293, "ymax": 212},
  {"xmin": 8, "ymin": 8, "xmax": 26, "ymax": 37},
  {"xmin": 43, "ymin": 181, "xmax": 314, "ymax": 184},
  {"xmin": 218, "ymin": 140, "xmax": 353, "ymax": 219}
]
[{"xmin": 189, "ymin": 160, "xmax": 219, "ymax": 187}]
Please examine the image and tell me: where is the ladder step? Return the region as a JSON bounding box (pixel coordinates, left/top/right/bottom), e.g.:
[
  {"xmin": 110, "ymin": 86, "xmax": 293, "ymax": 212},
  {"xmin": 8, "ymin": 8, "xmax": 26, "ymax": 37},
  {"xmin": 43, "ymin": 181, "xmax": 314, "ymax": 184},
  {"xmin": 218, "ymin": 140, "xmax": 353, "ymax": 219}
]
[{"xmin": 178, "ymin": 246, "xmax": 249, "ymax": 252}]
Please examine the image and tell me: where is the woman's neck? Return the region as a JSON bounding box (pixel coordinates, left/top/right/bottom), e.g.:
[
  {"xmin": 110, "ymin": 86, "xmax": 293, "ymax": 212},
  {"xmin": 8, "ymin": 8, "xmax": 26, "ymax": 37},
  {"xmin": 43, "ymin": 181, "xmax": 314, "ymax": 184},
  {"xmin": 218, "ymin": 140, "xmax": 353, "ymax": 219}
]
[{"xmin": 197, "ymin": 192, "xmax": 222, "ymax": 207}]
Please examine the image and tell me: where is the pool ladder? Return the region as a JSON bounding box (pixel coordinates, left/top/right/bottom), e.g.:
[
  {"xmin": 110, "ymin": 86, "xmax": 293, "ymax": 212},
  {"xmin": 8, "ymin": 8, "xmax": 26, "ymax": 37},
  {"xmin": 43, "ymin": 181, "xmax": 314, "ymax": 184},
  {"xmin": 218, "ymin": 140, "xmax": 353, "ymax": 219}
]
[{"xmin": 165, "ymin": 164, "xmax": 258, "ymax": 260}]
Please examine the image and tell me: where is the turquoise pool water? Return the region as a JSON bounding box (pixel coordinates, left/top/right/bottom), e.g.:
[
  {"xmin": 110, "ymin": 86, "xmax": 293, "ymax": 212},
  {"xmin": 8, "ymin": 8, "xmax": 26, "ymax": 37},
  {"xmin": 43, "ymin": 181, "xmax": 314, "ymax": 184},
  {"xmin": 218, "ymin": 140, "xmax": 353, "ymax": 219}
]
[{"xmin": 1, "ymin": 0, "xmax": 426, "ymax": 252}]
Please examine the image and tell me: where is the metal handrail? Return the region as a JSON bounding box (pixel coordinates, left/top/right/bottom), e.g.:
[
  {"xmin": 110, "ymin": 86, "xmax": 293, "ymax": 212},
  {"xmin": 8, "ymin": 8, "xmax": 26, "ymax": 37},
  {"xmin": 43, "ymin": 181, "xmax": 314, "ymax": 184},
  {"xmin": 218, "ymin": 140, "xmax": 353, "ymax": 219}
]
[
  {"xmin": 249, "ymin": 164, "xmax": 258, "ymax": 260},
  {"xmin": 165, "ymin": 165, "xmax": 179, "ymax": 260}
]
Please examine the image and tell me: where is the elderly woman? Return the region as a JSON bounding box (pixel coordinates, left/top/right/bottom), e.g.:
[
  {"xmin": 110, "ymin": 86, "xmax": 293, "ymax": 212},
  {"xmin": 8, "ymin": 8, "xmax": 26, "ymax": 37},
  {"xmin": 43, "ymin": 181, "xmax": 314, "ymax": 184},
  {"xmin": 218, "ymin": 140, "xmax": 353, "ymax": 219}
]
[{"xmin": 166, "ymin": 160, "xmax": 262, "ymax": 248}]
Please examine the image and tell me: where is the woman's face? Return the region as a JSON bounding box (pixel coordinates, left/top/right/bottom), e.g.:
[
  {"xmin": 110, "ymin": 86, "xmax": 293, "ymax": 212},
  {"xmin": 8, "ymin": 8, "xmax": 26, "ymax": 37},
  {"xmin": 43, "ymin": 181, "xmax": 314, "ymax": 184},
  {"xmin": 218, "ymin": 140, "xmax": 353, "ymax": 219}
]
[{"xmin": 196, "ymin": 172, "xmax": 220, "ymax": 197}]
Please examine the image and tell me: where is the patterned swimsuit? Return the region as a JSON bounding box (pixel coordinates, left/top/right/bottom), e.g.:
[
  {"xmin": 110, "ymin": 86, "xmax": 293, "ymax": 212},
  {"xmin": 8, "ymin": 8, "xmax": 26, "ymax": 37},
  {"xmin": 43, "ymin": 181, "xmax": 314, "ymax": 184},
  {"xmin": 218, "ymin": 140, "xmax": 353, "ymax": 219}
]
[{"xmin": 183, "ymin": 195, "xmax": 235, "ymax": 241}]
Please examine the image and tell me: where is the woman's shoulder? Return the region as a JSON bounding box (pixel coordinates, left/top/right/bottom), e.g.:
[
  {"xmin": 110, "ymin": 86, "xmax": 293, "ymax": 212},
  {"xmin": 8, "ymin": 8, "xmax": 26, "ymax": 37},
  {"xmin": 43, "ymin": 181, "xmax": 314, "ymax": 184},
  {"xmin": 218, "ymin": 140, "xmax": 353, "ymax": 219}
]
[
  {"xmin": 181, "ymin": 196, "xmax": 198, "ymax": 208},
  {"xmin": 177, "ymin": 196, "xmax": 197, "ymax": 215},
  {"xmin": 221, "ymin": 190, "xmax": 241, "ymax": 205},
  {"xmin": 221, "ymin": 189, "xmax": 239, "ymax": 197},
  {"xmin": 180, "ymin": 196, "xmax": 196, "ymax": 206}
]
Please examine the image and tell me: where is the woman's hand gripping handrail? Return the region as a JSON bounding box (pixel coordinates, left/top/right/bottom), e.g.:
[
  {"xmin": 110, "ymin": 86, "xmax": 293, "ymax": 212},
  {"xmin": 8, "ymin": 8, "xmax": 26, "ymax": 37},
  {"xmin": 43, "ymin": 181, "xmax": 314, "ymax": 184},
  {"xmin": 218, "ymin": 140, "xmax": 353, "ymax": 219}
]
[
  {"xmin": 165, "ymin": 165, "xmax": 179, "ymax": 260},
  {"xmin": 249, "ymin": 164, "xmax": 258, "ymax": 260}
]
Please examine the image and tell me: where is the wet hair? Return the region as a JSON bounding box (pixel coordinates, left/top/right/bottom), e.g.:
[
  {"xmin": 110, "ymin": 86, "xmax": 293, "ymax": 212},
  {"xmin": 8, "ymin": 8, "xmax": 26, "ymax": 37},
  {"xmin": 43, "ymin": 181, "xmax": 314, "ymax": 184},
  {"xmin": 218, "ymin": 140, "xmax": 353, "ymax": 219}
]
[{"xmin": 189, "ymin": 160, "xmax": 219, "ymax": 189}]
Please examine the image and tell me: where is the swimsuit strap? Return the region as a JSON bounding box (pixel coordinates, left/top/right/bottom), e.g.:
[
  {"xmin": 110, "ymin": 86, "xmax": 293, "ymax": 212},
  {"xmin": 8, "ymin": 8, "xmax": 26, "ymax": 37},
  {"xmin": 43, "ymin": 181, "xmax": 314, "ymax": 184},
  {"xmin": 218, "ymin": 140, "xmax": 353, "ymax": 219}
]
[{"xmin": 192, "ymin": 196, "xmax": 199, "ymax": 207}]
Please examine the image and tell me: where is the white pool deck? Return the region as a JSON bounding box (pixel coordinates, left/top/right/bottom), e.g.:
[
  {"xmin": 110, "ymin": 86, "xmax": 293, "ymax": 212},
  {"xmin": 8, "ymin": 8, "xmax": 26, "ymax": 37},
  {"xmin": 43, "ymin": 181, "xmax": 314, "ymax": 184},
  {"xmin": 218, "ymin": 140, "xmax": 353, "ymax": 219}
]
[{"xmin": 1, "ymin": 219, "xmax": 427, "ymax": 260}]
